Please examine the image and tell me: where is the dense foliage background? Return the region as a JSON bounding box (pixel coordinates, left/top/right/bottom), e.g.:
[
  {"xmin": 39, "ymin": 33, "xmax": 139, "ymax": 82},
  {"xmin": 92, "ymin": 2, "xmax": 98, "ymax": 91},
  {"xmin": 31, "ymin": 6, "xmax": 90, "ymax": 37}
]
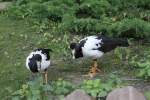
[{"xmin": 7, "ymin": 0, "xmax": 150, "ymax": 39}]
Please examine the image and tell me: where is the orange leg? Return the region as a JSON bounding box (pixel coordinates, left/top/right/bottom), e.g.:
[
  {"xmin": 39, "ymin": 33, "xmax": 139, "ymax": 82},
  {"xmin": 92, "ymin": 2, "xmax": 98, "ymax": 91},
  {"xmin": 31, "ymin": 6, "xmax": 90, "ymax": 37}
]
[
  {"xmin": 42, "ymin": 71, "xmax": 48, "ymax": 95},
  {"xmin": 88, "ymin": 59, "xmax": 102, "ymax": 78},
  {"xmin": 44, "ymin": 70, "xmax": 48, "ymax": 84},
  {"xmin": 41, "ymin": 70, "xmax": 48, "ymax": 84}
]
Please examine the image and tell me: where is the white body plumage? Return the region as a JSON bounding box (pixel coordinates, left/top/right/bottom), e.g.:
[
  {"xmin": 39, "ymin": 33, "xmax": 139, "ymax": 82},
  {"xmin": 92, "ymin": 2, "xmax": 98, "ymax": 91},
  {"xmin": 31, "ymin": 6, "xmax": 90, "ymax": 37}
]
[
  {"xmin": 26, "ymin": 49, "xmax": 51, "ymax": 73},
  {"xmin": 81, "ymin": 36, "xmax": 104, "ymax": 59}
]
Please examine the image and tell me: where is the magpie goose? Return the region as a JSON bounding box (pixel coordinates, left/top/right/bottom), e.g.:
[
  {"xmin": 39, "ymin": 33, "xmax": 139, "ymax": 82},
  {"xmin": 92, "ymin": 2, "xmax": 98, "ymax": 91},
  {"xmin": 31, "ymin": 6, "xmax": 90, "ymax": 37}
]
[
  {"xmin": 70, "ymin": 35, "xmax": 129, "ymax": 77},
  {"xmin": 26, "ymin": 48, "xmax": 52, "ymax": 84}
]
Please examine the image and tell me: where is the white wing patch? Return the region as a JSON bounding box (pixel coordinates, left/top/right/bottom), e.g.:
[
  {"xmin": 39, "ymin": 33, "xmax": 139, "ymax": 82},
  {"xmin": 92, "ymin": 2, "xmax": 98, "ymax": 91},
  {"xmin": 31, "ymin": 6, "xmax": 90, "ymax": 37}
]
[
  {"xmin": 83, "ymin": 36, "xmax": 102, "ymax": 50},
  {"xmin": 81, "ymin": 36, "xmax": 104, "ymax": 59}
]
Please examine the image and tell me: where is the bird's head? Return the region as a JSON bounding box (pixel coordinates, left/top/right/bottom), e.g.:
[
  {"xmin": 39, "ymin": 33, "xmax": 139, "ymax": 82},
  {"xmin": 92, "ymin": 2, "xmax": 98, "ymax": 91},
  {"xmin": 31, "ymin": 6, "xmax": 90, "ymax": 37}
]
[
  {"xmin": 32, "ymin": 54, "xmax": 42, "ymax": 61},
  {"xmin": 70, "ymin": 42, "xmax": 83, "ymax": 59}
]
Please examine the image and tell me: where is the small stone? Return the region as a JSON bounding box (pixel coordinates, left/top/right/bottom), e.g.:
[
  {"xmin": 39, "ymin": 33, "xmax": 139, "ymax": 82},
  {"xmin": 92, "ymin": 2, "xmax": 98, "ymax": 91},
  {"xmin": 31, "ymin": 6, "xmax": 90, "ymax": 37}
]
[
  {"xmin": 0, "ymin": 2, "xmax": 12, "ymax": 11},
  {"xmin": 64, "ymin": 89, "xmax": 94, "ymax": 100},
  {"xmin": 106, "ymin": 86, "xmax": 146, "ymax": 100}
]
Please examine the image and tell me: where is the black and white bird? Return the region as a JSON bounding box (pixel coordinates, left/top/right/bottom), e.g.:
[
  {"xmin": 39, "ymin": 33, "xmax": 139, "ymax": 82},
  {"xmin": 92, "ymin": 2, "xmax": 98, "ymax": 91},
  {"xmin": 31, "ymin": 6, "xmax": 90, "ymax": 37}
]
[
  {"xmin": 26, "ymin": 48, "xmax": 52, "ymax": 84},
  {"xmin": 70, "ymin": 35, "xmax": 129, "ymax": 77}
]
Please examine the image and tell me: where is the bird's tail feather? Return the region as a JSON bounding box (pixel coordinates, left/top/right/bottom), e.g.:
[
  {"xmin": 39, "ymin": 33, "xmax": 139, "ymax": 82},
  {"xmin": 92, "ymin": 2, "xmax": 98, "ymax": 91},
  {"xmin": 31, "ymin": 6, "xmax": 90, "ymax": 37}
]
[{"xmin": 115, "ymin": 38, "xmax": 129, "ymax": 47}]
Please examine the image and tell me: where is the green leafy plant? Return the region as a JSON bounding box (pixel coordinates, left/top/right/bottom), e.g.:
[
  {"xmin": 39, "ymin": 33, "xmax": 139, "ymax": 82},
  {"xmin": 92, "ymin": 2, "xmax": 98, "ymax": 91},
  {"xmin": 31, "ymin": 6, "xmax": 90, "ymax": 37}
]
[
  {"xmin": 11, "ymin": 75, "xmax": 122, "ymax": 100},
  {"xmin": 51, "ymin": 78, "xmax": 76, "ymax": 99},
  {"xmin": 11, "ymin": 77, "xmax": 52, "ymax": 100},
  {"xmin": 80, "ymin": 79, "xmax": 109, "ymax": 98},
  {"xmin": 36, "ymin": 32, "xmax": 70, "ymax": 57},
  {"xmin": 107, "ymin": 18, "xmax": 150, "ymax": 38},
  {"xmin": 31, "ymin": 19, "xmax": 50, "ymax": 33},
  {"xmin": 114, "ymin": 47, "xmax": 131, "ymax": 62},
  {"xmin": 144, "ymin": 91, "xmax": 150, "ymax": 100},
  {"xmin": 80, "ymin": 75, "xmax": 122, "ymax": 98},
  {"xmin": 129, "ymin": 49, "xmax": 150, "ymax": 79},
  {"xmin": 76, "ymin": 0, "xmax": 111, "ymax": 19},
  {"xmin": 138, "ymin": 61, "xmax": 150, "ymax": 79},
  {"xmin": 6, "ymin": 0, "xmax": 150, "ymax": 38}
]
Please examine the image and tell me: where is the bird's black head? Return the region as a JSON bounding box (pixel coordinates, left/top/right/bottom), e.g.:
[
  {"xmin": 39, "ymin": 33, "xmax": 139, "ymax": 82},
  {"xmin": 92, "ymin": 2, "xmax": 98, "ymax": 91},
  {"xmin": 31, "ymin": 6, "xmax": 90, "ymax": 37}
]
[
  {"xmin": 70, "ymin": 43, "xmax": 77, "ymax": 49},
  {"xmin": 70, "ymin": 43, "xmax": 83, "ymax": 59},
  {"xmin": 32, "ymin": 54, "xmax": 42, "ymax": 61}
]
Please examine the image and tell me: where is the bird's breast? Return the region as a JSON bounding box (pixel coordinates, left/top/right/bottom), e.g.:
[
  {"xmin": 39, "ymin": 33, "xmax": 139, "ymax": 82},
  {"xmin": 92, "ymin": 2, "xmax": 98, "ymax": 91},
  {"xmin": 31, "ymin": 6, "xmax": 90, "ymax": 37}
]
[
  {"xmin": 82, "ymin": 48, "xmax": 104, "ymax": 59},
  {"xmin": 40, "ymin": 60, "xmax": 51, "ymax": 71}
]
